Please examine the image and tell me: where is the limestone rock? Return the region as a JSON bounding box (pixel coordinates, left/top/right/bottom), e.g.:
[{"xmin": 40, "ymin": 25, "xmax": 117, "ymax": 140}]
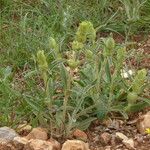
[
  {"xmin": 25, "ymin": 127, "xmax": 48, "ymax": 140},
  {"xmin": 123, "ymin": 138, "xmax": 135, "ymax": 150},
  {"xmin": 0, "ymin": 138, "xmax": 15, "ymax": 150},
  {"xmin": 115, "ymin": 132, "xmax": 135, "ymax": 149},
  {"xmin": 137, "ymin": 111, "xmax": 150, "ymax": 134},
  {"xmin": 0, "ymin": 127, "xmax": 19, "ymax": 141},
  {"xmin": 13, "ymin": 137, "xmax": 28, "ymax": 150},
  {"xmin": 73, "ymin": 129, "xmax": 88, "ymax": 141},
  {"xmin": 104, "ymin": 146, "xmax": 111, "ymax": 150},
  {"xmin": 115, "ymin": 132, "xmax": 128, "ymax": 141},
  {"xmin": 24, "ymin": 139, "xmax": 53, "ymax": 150},
  {"xmin": 0, "ymin": 127, "xmax": 19, "ymax": 150},
  {"xmin": 61, "ymin": 140, "xmax": 90, "ymax": 150},
  {"xmin": 48, "ymin": 139, "xmax": 61, "ymax": 150}
]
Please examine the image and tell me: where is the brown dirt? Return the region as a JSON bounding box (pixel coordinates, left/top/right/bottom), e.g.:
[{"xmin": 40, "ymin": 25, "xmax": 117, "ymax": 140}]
[{"xmin": 87, "ymin": 110, "xmax": 150, "ymax": 150}]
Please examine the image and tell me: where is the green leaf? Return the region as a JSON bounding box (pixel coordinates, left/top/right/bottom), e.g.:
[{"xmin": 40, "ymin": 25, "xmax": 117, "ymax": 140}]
[
  {"xmin": 105, "ymin": 59, "xmax": 111, "ymax": 83},
  {"xmin": 24, "ymin": 70, "xmax": 38, "ymax": 78},
  {"xmin": 24, "ymin": 98, "xmax": 42, "ymax": 112},
  {"xmin": 3, "ymin": 66, "xmax": 12, "ymax": 81},
  {"xmin": 139, "ymin": 97, "xmax": 150, "ymax": 105},
  {"xmin": 49, "ymin": 59, "xmax": 63, "ymax": 71},
  {"xmin": 76, "ymin": 117, "xmax": 96, "ymax": 130},
  {"xmin": 111, "ymin": 105, "xmax": 128, "ymax": 119},
  {"xmin": 60, "ymin": 63, "xmax": 69, "ymax": 90},
  {"xmin": 125, "ymin": 102, "xmax": 148, "ymax": 113}
]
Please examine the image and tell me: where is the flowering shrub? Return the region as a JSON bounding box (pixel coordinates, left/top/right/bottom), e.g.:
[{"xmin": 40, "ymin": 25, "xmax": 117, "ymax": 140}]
[{"xmin": 0, "ymin": 21, "xmax": 148, "ymax": 138}]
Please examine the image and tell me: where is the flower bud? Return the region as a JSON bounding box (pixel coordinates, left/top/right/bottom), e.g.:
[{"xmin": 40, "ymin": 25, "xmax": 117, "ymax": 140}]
[
  {"xmin": 104, "ymin": 37, "xmax": 115, "ymax": 50},
  {"xmin": 132, "ymin": 69, "xmax": 147, "ymax": 94},
  {"xmin": 117, "ymin": 47, "xmax": 126, "ymax": 61},
  {"xmin": 49, "ymin": 37, "xmax": 57, "ymax": 50},
  {"xmin": 103, "ymin": 37, "xmax": 115, "ymax": 56},
  {"xmin": 75, "ymin": 21, "xmax": 96, "ymax": 43},
  {"xmin": 37, "ymin": 50, "xmax": 48, "ymax": 71},
  {"xmin": 117, "ymin": 47, "xmax": 126, "ymax": 68}
]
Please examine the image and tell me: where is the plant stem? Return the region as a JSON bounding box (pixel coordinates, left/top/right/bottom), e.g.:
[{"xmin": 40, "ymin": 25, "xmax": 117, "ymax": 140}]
[{"xmin": 62, "ymin": 69, "xmax": 72, "ymax": 136}]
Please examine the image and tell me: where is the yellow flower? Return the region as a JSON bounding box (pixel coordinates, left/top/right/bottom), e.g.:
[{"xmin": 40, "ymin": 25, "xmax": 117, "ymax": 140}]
[{"xmin": 145, "ymin": 128, "xmax": 150, "ymax": 134}]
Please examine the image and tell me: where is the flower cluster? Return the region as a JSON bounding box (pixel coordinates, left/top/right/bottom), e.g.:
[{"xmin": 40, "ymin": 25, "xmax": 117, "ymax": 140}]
[
  {"xmin": 131, "ymin": 69, "xmax": 147, "ymax": 94},
  {"xmin": 75, "ymin": 21, "xmax": 96, "ymax": 43}
]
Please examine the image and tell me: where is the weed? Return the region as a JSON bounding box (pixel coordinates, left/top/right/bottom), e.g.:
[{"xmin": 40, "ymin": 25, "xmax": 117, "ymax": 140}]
[{"xmin": 2, "ymin": 21, "xmax": 149, "ymax": 138}]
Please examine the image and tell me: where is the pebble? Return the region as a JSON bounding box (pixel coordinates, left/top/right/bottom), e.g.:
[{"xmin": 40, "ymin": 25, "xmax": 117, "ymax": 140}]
[
  {"xmin": 62, "ymin": 140, "xmax": 89, "ymax": 150},
  {"xmin": 25, "ymin": 127, "xmax": 48, "ymax": 140}
]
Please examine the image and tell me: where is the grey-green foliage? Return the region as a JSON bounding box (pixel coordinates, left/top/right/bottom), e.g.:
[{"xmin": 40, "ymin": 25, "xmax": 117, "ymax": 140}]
[
  {"xmin": 0, "ymin": 21, "xmax": 149, "ymax": 138},
  {"xmin": 0, "ymin": 67, "xmax": 22, "ymax": 126},
  {"xmin": 70, "ymin": 21, "xmax": 148, "ymax": 120}
]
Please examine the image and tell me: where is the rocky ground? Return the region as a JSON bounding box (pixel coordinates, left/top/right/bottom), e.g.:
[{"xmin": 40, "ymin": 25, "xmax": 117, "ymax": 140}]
[
  {"xmin": 0, "ymin": 109, "xmax": 150, "ymax": 150},
  {"xmin": 88, "ymin": 109, "xmax": 150, "ymax": 150}
]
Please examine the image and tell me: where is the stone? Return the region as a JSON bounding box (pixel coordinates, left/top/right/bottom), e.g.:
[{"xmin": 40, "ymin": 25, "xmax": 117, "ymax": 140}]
[
  {"xmin": 0, "ymin": 138, "xmax": 15, "ymax": 150},
  {"xmin": 48, "ymin": 139, "xmax": 61, "ymax": 150},
  {"xmin": 25, "ymin": 127, "xmax": 48, "ymax": 140},
  {"xmin": 0, "ymin": 127, "xmax": 19, "ymax": 141},
  {"xmin": 24, "ymin": 139, "xmax": 53, "ymax": 150},
  {"xmin": 0, "ymin": 127, "xmax": 19, "ymax": 150},
  {"xmin": 13, "ymin": 137, "xmax": 28, "ymax": 150},
  {"xmin": 73, "ymin": 129, "xmax": 88, "ymax": 141},
  {"xmin": 115, "ymin": 132, "xmax": 135, "ymax": 149},
  {"xmin": 108, "ymin": 120, "xmax": 120, "ymax": 130},
  {"xmin": 61, "ymin": 140, "xmax": 90, "ymax": 150},
  {"xmin": 115, "ymin": 132, "xmax": 128, "ymax": 141},
  {"xmin": 100, "ymin": 132, "xmax": 111, "ymax": 145},
  {"xmin": 123, "ymin": 138, "xmax": 135, "ymax": 150},
  {"xmin": 137, "ymin": 111, "xmax": 150, "ymax": 134},
  {"xmin": 104, "ymin": 146, "xmax": 111, "ymax": 150}
]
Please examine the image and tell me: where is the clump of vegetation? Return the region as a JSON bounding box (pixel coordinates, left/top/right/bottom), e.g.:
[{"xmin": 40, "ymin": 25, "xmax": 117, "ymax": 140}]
[{"xmin": 0, "ymin": 21, "xmax": 149, "ymax": 138}]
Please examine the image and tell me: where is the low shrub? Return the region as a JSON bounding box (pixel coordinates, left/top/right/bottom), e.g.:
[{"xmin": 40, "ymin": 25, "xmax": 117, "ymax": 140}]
[{"xmin": 0, "ymin": 21, "xmax": 149, "ymax": 138}]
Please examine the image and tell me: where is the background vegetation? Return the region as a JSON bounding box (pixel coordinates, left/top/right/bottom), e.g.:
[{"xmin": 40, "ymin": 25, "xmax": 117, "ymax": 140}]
[{"xmin": 1, "ymin": 0, "xmax": 150, "ymax": 67}]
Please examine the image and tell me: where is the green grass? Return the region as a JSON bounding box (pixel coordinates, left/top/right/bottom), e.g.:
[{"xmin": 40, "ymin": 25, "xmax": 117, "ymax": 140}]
[{"xmin": 1, "ymin": 0, "xmax": 150, "ymax": 67}]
